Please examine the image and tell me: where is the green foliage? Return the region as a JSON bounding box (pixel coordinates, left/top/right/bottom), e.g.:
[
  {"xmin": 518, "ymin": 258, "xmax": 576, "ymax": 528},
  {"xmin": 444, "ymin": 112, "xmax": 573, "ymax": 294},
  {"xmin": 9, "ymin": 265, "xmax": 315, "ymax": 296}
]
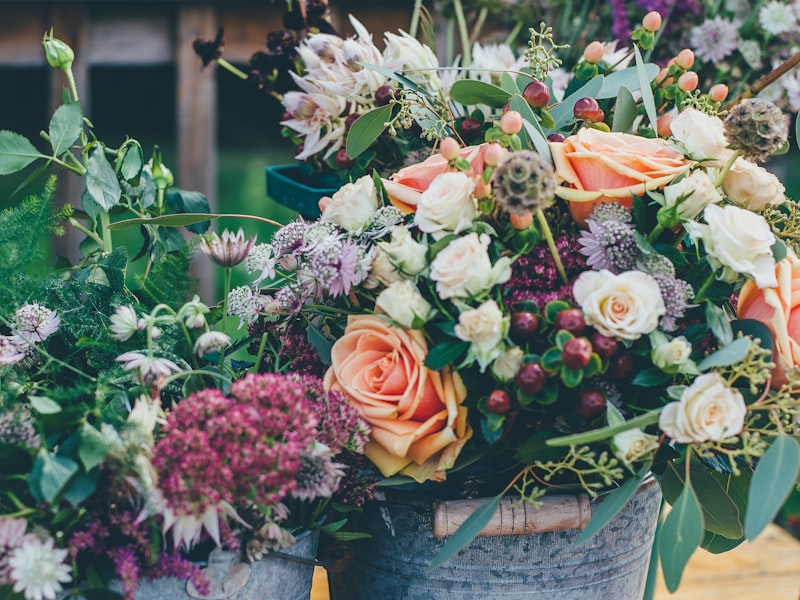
[{"xmin": 134, "ymin": 247, "xmax": 196, "ymax": 310}]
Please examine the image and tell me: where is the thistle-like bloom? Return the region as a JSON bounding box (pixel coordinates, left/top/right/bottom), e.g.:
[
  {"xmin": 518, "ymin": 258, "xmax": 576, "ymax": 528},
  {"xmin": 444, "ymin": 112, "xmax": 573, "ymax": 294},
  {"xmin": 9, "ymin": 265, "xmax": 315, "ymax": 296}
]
[
  {"xmin": 193, "ymin": 331, "xmax": 232, "ymax": 357},
  {"xmin": 108, "ymin": 305, "xmax": 144, "ymax": 341},
  {"xmin": 689, "ymin": 17, "xmax": 739, "ymax": 64},
  {"xmin": 245, "ymin": 243, "xmax": 276, "ymax": 286},
  {"xmin": 291, "ymin": 442, "xmax": 346, "ymax": 502},
  {"xmin": 578, "ymin": 204, "xmax": 637, "ymax": 273},
  {"xmin": 0, "ymin": 336, "xmax": 26, "ymax": 366},
  {"xmin": 492, "ymin": 151, "xmax": 556, "ymax": 215},
  {"xmin": 758, "ymin": 1, "xmax": 798, "ymax": 35},
  {"xmin": 9, "ymin": 536, "xmax": 72, "ymax": 600},
  {"xmin": 10, "ymin": 303, "xmax": 60, "ymax": 344},
  {"xmin": 116, "ymin": 352, "xmax": 182, "ymax": 384},
  {"xmin": 724, "ymin": 98, "xmax": 789, "ymax": 162},
  {"xmin": 199, "ymin": 229, "xmax": 256, "ymax": 267}
]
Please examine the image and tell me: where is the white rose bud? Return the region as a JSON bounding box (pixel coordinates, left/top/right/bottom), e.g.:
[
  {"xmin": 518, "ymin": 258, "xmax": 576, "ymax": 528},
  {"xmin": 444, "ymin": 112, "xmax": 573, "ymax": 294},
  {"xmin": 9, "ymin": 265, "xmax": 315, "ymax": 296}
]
[
  {"xmin": 430, "ymin": 233, "xmax": 512, "ymax": 300},
  {"xmin": 662, "ymin": 170, "xmax": 722, "ymax": 220},
  {"xmin": 415, "ymin": 172, "xmax": 477, "ymax": 239},
  {"xmin": 573, "ymin": 270, "xmax": 665, "ymax": 340},
  {"xmin": 321, "ymin": 175, "xmax": 379, "ymax": 232},
  {"xmin": 652, "ymin": 335, "xmax": 693, "ymax": 373},
  {"xmin": 375, "ymin": 280, "xmax": 433, "ymax": 328},
  {"xmin": 722, "ymin": 157, "xmax": 786, "ymax": 211},
  {"xmin": 670, "ymin": 108, "xmax": 728, "ymax": 163},
  {"xmin": 454, "ymin": 299, "xmax": 508, "ymax": 370},
  {"xmin": 611, "ymin": 428, "xmax": 659, "ymax": 465},
  {"xmin": 374, "ymin": 226, "xmax": 428, "ymax": 284},
  {"xmin": 685, "ymin": 204, "xmax": 777, "ymax": 289},
  {"xmin": 491, "ymin": 345, "xmax": 524, "ymax": 382},
  {"xmin": 659, "ymin": 372, "xmax": 746, "ymax": 443}
]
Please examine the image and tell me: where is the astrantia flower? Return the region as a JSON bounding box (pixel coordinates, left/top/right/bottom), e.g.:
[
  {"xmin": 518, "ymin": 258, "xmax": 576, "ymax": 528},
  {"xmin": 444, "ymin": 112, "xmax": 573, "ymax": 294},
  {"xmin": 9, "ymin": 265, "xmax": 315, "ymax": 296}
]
[
  {"xmin": 9, "ymin": 536, "xmax": 72, "ymax": 600},
  {"xmin": 492, "ymin": 151, "xmax": 556, "ymax": 215},
  {"xmin": 245, "ymin": 243, "xmax": 276, "ymax": 286},
  {"xmin": 0, "ymin": 335, "xmax": 26, "ymax": 366},
  {"xmin": 0, "ymin": 518, "xmax": 27, "ymax": 550},
  {"xmin": 723, "ymin": 98, "xmax": 789, "ymax": 162},
  {"xmin": 199, "ymin": 229, "xmax": 256, "ymax": 267},
  {"xmin": 689, "ymin": 17, "xmax": 740, "ymax": 64},
  {"xmin": 10, "ymin": 303, "xmax": 60, "ymax": 344},
  {"xmin": 291, "ymin": 442, "xmax": 346, "ymax": 501},
  {"xmin": 227, "ymin": 286, "xmax": 266, "ymax": 328},
  {"xmin": 193, "ymin": 331, "xmax": 232, "ymax": 357},
  {"xmin": 578, "ymin": 204, "xmax": 637, "ymax": 273},
  {"xmin": 108, "ymin": 305, "xmax": 143, "ymax": 341},
  {"xmin": 177, "ymin": 296, "xmax": 209, "ymax": 329},
  {"xmin": 116, "ymin": 352, "xmax": 182, "ymax": 384},
  {"xmin": 0, "ymin": 406, "xmax": 40, "ymax": 447},
  {"xmin": 758, "ymin": 1, "xmax": 798, "ymax": 35}
]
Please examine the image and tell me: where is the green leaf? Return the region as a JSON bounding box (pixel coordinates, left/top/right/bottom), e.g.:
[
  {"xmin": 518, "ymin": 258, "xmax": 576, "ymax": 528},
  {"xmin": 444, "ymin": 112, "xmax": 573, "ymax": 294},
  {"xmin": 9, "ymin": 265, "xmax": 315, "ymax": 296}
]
[
  {"xmin": 48, "ymin": 102, "xmax": 83, "ymax": 156},
  {"xmin": 577, "ymin": 467, "xmax": 649, "ymax": 544},
  {"xmin": 696, "ymin": 337, "xmax": 751, "ymax": 371},
  {"xmin": 745, "ymin": 434, "xmax": 800, "ymax": 541},
  {"xmin": 731, "ymin": 319, "xmax": 773, "ymax": 352},
  {"xmin": 771, "ymin": 239, "xmax": 787, "ymax": 264},
  {"xmin": 62, "ymin": 469, "xmax": 99, "ymax": 507},
  {"xmin": 544, "ymin": 300, "xmax": 571, "ymax": 323},
  {"xmin": 358, "ymin": 62, "xmax": 428, "ymax": 96},
  {"xmin": 166, "ymin": 189, "xmax": 211, "ymax": 234},
  {"xmin": 448, "ymin": 80, "xmax": 511, "ymax": 109},
  {"xmin": 29, "ymin": 396, "xmax": 62, "ymax": 414},
  {"xmin": 118, "ymin": 140, "xmax": 144, "ymax": 181},
  {"xmin": 78, "ymin": 422, "xmax": 112, "ymax": 472},
  {"xmin": 546, "ymin": 411, "xmax": 660, "ymax": 447},
  {"xmin": 100, "ymin": 246, "xmax": 128, "ymax": 292},
  {"xmin": 611, "ymin": 87, "xmax": 637, "ymax": 133},
  {"xmin": 597, "ymin": 65, "xmax": 659, "ymax": 98},
  {"xmin": 632, "ymin": 368, "xmax": 671, "ymax": 387},
  {"xmin": 0, "ymin": 130, "xmax": 47, "ymax": 175},
  {"xmin": 86, "ymin": 147, "xmax": 122, "ymax": 211},
  {"xmin": 561, "ymin": 366, "xmax": 583, "ymax": 388},
  {"xmin": 425, "ymin": 340, "xmax": 469, "ymax": 371},
  {"xmin": 660, "ymin": 482, "xmax": 704, "ymax": 593},
  {"xmin": 108, "ymin": 212, "xmax": 281, "ymax": 231},
  {"xmin": 30, "ymin": 450, "xmax": 79, "ymax": 503},
  {"xmin": 634, "ymin": 46, "xmax": 658, "ymax": 133},
  {"xmin": 705, "ymin": 301, "xmax": 734, "ymax": 345},
  {"xmin": 549, "ymin": 76, "xmax": 605, "ymax": 129},
  {"xmin": 796, "ymin": 112, "xmax": 800, "ymax": 152},
  {"xmin": 428, "ymin": 493, "xmax": 502, "ymax": 571},
  {"xmin": 541, "ymin": 348, "xmax": 562, "ymax": 372},
  {"xmin": 307, "ymin": 321, "xmax": 332, "ymax": 366},
  {"xmin": 501, "ymin": 72, "xmax": 521, "ymax": 95},
  {"xmin": 509, "ymin": 94, "xmax": 551, "ymax": 161},
  {"xmin": 346, "ymin": 104, "xmax": 396, "ymax": 159}
]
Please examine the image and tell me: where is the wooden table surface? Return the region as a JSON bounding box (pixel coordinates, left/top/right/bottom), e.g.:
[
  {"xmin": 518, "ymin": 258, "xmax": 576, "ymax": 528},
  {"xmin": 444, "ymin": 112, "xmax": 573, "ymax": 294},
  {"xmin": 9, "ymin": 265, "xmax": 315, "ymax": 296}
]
[{"xmin": 310, "ymin": 523, "xmax": 800, "ymax": 599}]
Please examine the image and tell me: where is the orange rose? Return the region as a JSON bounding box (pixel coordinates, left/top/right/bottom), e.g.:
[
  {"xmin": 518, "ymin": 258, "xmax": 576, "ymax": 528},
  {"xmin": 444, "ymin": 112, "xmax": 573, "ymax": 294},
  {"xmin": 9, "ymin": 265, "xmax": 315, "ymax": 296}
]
[
  {"xmin": 382, "ymin": 143, "xmax": 507, "ymax": 213},
  {"xmin": 550, "ymin": 128, "xmax": 690, "ymax": 226},
  {"xmin": 737, "ymin": 252, "xmax": 800, "ymax": 389},
  {"xmin": 324, "ymin": 314, "xmax": 472, "ymax": 482}
]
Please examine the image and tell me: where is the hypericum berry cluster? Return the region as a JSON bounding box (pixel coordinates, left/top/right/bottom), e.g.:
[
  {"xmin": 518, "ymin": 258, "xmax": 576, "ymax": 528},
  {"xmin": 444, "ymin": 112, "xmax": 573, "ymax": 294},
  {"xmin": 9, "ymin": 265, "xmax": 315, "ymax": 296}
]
[{"xmin": 724, "ymin": 98, "xmax": 789, "ymax": 162}]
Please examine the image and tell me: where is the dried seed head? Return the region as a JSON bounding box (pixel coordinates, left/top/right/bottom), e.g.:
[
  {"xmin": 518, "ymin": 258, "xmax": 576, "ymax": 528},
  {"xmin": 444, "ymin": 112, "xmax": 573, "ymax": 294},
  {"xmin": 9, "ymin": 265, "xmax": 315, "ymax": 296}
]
[
  {"xmin": 492, "ymin": 150, "xmax": 556, "ymax": 215},
  {"xmin": 723, "ymin": 98, "xmax": 788, "ymax": 162}
]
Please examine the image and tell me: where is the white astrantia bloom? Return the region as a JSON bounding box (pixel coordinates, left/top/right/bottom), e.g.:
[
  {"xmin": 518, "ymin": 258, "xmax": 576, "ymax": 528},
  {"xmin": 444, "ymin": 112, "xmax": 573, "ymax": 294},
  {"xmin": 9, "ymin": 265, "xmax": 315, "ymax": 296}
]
[
  {"xmin": 116, "ymin": 352, "xmax": 182, "ymax": 384},
  {"xmin": 10, "ymin": 303, "xmax": 60, "ymax": 344},
  {"xmin": 177, "ymin": 295, "xmax": 209, "ymax": 329},
  {"xmin": 193, "ymin": 331, "xmax": 232, "ymax": 357},
  {"xmin": 245, "ymin": 243, "xmax": 277, "ymax": 286},
  {"xmin": 108, "ymin": 305, "xmax": 142, "ymax": 341},
  {"xmin": 0, "ymin": 335, "xmax": 27, "ymax": 366},
  {"xmin": 9, "ymin": 536, "xmax": 72, "ymax": 600},
  {"xmin": 758, "ymin": 0, "xmax": 798, "ymax": 35}
]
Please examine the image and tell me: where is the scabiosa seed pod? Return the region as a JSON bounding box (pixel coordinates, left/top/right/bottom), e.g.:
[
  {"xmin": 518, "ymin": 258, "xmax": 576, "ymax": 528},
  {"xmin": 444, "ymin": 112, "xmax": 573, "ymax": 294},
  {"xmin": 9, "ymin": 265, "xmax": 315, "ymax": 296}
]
[
  {"xmin": 492, "ymin": 150, "xmax": 556, "ymax": 216},
  {"xmin": 723, "ymin": 98, "xmax": 788, "ymax": 162}
]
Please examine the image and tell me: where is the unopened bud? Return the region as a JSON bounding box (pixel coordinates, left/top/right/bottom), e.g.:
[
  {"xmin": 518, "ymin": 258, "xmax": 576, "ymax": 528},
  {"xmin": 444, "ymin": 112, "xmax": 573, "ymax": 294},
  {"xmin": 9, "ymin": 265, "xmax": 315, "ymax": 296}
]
[
  {"xmin": 709, "ymin": 84, "xmax": 729, "ymax": 103},
  {"xmin": 583, "ymin": 41, "xmax": 605, "ymax": 65},
  {"xmin": 678, "ymin": 71, "xmax": 699, "ymax": 92},
  {"xmin": 499, "ymin": 110, "xmax": 523, "ymax": 135},
  {"xmin": 440, "ymin": 137, "xmax": 461, "ymax": 161},
  {"xmin": 656, "ymin": 113, "xmax": 674, "ymax": 138},
  {"xmin": 43, "ymin": 30, "xmax": 74, "ymax": 71},
  {"xmin": 642, "ymin": 11, "xmax": 662, "ymax": 32},
  {"xmin": 675, "ymin": 49, "xmax": 695, "ymax": 70}
]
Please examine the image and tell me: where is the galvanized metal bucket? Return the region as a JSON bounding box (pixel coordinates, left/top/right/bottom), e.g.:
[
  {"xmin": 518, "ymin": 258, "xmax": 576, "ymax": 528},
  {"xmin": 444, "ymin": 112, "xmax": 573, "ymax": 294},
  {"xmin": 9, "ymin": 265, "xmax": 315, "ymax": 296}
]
[{"xmin": 329, "ymin": 480, "xmax": 660, "ymax": 599}]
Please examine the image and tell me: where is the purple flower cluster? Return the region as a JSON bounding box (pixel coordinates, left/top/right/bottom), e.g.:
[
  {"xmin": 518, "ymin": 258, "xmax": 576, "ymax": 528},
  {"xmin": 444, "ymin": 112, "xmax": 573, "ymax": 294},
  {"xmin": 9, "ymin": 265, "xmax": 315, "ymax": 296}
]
[
  {"xmin": 277, "ymin": 321, "xmax": 327, "ymax": 377},
  {"xmin": 610, "ymin": 0, "xmax": 632, "ymax": 42}
]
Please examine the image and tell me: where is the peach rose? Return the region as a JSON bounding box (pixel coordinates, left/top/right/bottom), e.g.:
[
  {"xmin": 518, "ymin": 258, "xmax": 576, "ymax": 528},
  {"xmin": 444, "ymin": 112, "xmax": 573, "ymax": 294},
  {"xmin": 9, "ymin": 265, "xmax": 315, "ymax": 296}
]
[
  {"xmin": 324, "ymin": 315, "xmax": 472, "ymax": 482},
  {"xmin": 549, "ymin": 128, "xmax": 690, "ymax": 226},
  {"xmin": 737, "ymin": 252, "xmax": 800, "ymax": 389},
  {"xmin": 382, "ymin": 143, "xmax": 508, "ymax": 212}
]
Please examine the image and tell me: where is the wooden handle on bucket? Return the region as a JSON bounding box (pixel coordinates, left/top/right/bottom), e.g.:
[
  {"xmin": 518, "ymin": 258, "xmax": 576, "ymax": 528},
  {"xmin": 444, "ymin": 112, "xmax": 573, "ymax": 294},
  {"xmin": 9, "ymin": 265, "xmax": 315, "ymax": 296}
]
[{"xmin": 432, "ymin": 494, "xmax": 591, "ymax": 538}]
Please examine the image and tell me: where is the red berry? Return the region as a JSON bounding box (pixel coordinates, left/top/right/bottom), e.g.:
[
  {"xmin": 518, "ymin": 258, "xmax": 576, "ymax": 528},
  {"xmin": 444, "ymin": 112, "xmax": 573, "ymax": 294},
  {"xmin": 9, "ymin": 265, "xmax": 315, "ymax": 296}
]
[
  {"xmin": 459, "ymin": 118, "xmax": 482, "ymax": 141},
  {"xmin": 335, "ymin": 148, "xmax": 355, "ymax": 169},
  {"xmin": 573, "ymin": 97, "xmax": 604, "ymax": 122},
  {"xmin": 516, "ymin": 363, "xmax": 548, "ymax": 395},
  {"xmin": 345, "ymin": 113, "xmax": 361, "ymax": 129},
  {"xmin": 608, "ymin": 351, "xmax": 634, "ymax": 379},
  {"xmin": 522, "ymin": 80, "xmax": 551, "ymax": 109},
  {"xmin": 486, "ymin": 390, "xmax": 512, "ymax": 414},
  {"xmin": 547, "ymin": 133, "xmax": 566, "ymax": 143},
  {"xmin": 554, "ymin": 308, "xmax": 586, "ymax": 336},
  {"xmin": 562, "ymin": 337, "xmax": 593, "ymax": 369},
  {"xmin": 375, "ymin": 85, "xmax": 394, "ymax": 106},
  {"xmin": 591, "ymin": 333, "xmax": 618, "ymax": 360},
  {"xmin": 510, "ymin": 312, "xmax": 539, "ymax": 342},
  {"xmin": 577, "ymin": 388, "xmax": 606, "ymax": 418}
]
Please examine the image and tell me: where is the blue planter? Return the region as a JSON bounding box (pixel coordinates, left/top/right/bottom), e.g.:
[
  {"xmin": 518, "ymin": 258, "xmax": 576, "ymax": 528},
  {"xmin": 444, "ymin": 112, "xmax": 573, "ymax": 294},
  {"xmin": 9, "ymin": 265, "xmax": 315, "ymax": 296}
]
[{"xmin": 265, "ymin": 164, "xmax": 339, "ymax": 219}]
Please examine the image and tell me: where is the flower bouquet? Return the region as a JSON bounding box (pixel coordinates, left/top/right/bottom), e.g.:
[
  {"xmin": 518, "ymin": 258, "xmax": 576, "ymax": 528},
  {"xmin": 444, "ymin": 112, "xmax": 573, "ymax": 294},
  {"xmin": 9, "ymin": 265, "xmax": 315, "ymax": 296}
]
[
  {"xmin": 235, "ymin": 9, "xmax": 800, "ymax": 594},
  {"xmin": 0, "ymin": 33, "xmax": 372, "ymax": 600}
]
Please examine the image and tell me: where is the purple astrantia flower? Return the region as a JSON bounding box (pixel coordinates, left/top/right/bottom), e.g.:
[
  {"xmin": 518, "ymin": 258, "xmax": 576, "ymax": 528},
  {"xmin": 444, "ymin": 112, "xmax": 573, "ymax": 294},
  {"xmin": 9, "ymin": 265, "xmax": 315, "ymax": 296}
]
[
  {"xmin": 290, "ymin": 442, "xmax": 346, "ymax": 501},
  {"xmin": 10, "ymin": 303, "xmax": 60, "ymax": 344},
  {"xmin": 0, "ymin": 407, "xmax": 40, "ymax": 448},
  {"xmin": 578, "ymin": 204, "xmax": 637, "ymax": 273},
  {"xmin": 690, "ymin": 17, "xmax": 740, "ymax": 63}
]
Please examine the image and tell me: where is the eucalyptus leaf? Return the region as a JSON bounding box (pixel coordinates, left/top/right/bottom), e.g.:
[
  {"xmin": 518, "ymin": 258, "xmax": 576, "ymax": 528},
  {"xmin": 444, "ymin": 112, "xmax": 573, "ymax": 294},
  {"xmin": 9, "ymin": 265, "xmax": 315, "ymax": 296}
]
[
  {"xmin": 108, "ymin": 212, "xmax": 281, "ymax": 231},
  {"xmin": 449, "ymin": 80, "xmax": 511, "ymax": 109},
  {"xmin": 78, "ymin": 422, "xmax": 112, "ymax": 472},
  {"xmin": 611, "ymin": 87, "xmax": 637, "ymax": 133},
  {"xmin": 696, "ymin": 337, "xmax": 751, "ymax": 371},
  {"xmin": 577, "ymin": 467, "xmax": 649, "ymax": 545},
  {"xmin": 86, "ymin": 147, "xmax": 121, "ymax": 211},
  {"xmin": 705, "ymin": 302, "xmax": 734, "ymax": 345},
  {"xmin": 744, "ymin": 434, "xmax": 800, "ymax": 541},
  {"xmin": 731, "ymin": 319, "xmax": 773, "ymax": 352},
  {"xmin": 31, "ymin": 450, "xmax": 79, "ymax": 503},
  {"xmin": 48, "ymin": 102, "xmax": 83, "ymax": 156},
  {"xmin": 346, "ymin": 104, "xmax": 396, "ymax": 159},
  {"xmin": 510, "ymin": 94, "xmax": 552, "ymax": 160},
  {"xmin": 659, "ymin": 482, "xmax": 704, "ymax": 592},
  {"xmin": 597, "ymin": 64, "xmax": 659, "ymax": 98},
  {"xmin": 634, "ymin": 47, "xmax": 658, "ymax": 133},
  {"xmin": 61, "ymin": 469, "xmax": 99, "ymax": 508},
  {"xmin": 358, "ymin": 62, "xmax": 427, "ymax": 96},
  {"xmin": 425, "ymin": 340, "xmax": 469, "ymax": 371},
  {"xmin": 501, "ymin": 72, "xmax": 521, "ymax": 95},
  {"xmin": 0, "ymin": 130, "xmax": 47, "ymax": 175},
  {"xmin": 632, "ymin": 368, "xmax": 671, "ymax": 387},
  {"xmin": 428, "ymin": 493, "xmax": 502, "ymax": 571},
  {"xmin": 307, "ymin": 321, "xmax": 332, "ymax": 366}
]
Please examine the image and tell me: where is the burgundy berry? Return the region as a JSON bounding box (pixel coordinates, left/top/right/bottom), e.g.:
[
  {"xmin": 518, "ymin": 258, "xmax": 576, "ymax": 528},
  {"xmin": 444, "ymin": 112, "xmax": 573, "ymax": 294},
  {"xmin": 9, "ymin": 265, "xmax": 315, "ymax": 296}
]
[
  {"xmin": 522, "ymin": 80, "xmax": 551, "ymax": 109},
  {"xmin": 335, "ymin": 148, "xmax": 355, "ymax": 169},
  {"xmin": 577, "ymin": 388, "xmax": 606, "ymax": 418},
  {"xmin": 486, "ymin": 390, "xmax": 512, "ymax": 414},
  {"xmin": 516, "ymin": 363, "xmax": 548, "ymax": 395},
  {"xmin": 573, "ymin": 97, "xmax": 603, "ymax": 122},
  {"xmin": 591, "ymin": 333, "xmax": 618, "ymax": 360},
  {"xmin": 562, "ymin": 337, "xmax": 593, "ymax": 369},
  {"xmin": 375, "ymin": 85, "xmax": 394, "ymax": 106},
  {"xmin": 345, "ymin": 113, "xmax": 361, "ymax": 129},
  {"xmin": 608, "ymin": 351, "xmax": 634, "ymax": 379},
  {"xmin": 547, "ymin": 133, "xmax": 566, "ymax": 143},
  {"xmin": 510, "ymin": 312, "xmax": 540, "ymax": 342},
  {"xmin": 554, "ymin": 308, "xmax": 586, "ymax": 336},
  {"xmin": 459, "ymin": 118, "xmax": 482, "ymax": 141}
]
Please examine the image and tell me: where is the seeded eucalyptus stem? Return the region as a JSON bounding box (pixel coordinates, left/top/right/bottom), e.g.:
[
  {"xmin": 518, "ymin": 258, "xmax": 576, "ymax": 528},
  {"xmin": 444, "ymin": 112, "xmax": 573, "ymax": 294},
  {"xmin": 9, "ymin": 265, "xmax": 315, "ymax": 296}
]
[{"xmin": 536, "ymin": 208, "xmax": 568, "ymax": 284}]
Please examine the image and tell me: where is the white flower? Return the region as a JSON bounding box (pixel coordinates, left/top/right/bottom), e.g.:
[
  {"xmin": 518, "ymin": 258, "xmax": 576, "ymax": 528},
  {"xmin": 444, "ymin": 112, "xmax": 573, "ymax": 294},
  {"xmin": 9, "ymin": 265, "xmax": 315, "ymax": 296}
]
[
  {"xmin": 468, "ymin": 42, "xmax": 524, "ymax": 86},
  {"xmin": 245, "ymin": 243, "xmax": 277, "ymax": 286},
  {"xmin": 722, "ymin": 157, "xmax": 786, "ymax": 211},
  {"xmin": 116, "ymin": 352, "xmax": 182, "ymax": 384},
  {"xmin": 759, "ymin": 1, "xmax": 798, "ymax": 35},
  {"xmin": 321, "ymin": 175, "xmax": 380, "ymax": 232},
  {"xmin": 689, "ymin": 17, "xmax": 740, "ymax": 64},
  {"xmin": 414, "ymin": 172, "xmax": 478, "ymax": 239},
  {"xmin": 227, "ymin": 286, "xmax": 267, "ymax": 328},
  {"xmin": 573, "ymin": 270, "xmax": 665, "ymax": 340},
  {"xmin": 10, "ymin": 303, "xmax": 60, "ymax": 344},
  {"xmin": 198, "ymin": 229, "xmax": 256, "ymax": 268},
  {"xmin": 491, "ymin": 345, "xmax": 524, "ymax": 382},
  {"xmin": 9, "ymin": 536, "xmax": 72, "ymax": 600},
  {"xmin": 652, "ymin": 335, "xmax": 694, "ymax": 373},
  {"xmin": 281, "ymin": 79, "xmax": 347, "ymax": 160},
  {"xmin": 738, "ymin": 40, "xmax": 763, "ymax": 70},
  {"xmin": 454, "ymin": 299, "xmax": 508, "ymax": 370},
  {"xmin": 0, "ymin": 335, "xmax": 26, "ymax": 366},
  {"xmin": 670, "ymin": 108, "xmax": 728, "ymax": 163},
  {"xmin": 127, "ymin": 395, "xmax": 162, "ymax": 435},
  {"xmin": 109, "ymin": 305, "xmax": 141, "ymax": 341},
  {"xmin": 430, "ymin": 233, "xmax": 512, "ymax": 300},
  {"xmin": 662, "ymin": 170, "xmax": 722, "ymax": 220},
  {"xmin": 383, "ymin": 30, "xmax": 441, "ymax": 91},
  {"xmin": 685, "ymin": 204, "xmax": 778, "ymax": 288},
  {"xmin": 375, "ymin": 280, "xmax": 433, "ymax": 328},
  {"xmin": 611, "ymin": 428, "xmax": 659, "ymax": 465},
  {"xmin": 373, "ymin": 226, "xmax": 428, "ymax": 284},
  {"xmin": 193, "ymin": 331, "xmax": 232, "ymax": 357},
  {"xmin": 659, "ymin": 372, "xmax": 747, "ymax": 443},
  {"xmin": 177, "ymin": 295, "xmax": 209, "ymax": 329}
]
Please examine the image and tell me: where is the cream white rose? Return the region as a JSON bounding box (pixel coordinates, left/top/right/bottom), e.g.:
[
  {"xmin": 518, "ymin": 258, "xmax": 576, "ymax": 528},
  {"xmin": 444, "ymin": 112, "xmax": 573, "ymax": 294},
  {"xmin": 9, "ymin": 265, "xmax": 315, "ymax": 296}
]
[
  {"xmin": 685, "ymin": 204, "xmax": 777, "ymax": 288},
  {"xmin": 321, "ymin": 175, "xmax": 379, "ymax": 232},
  {"xmin": 670, "ymin": 108, "xmax": 728, "ymax": 163},
  {"xmin": 375, "ymin": 280, "xmax": 433, "ymax": 328},
  {"xmin": 611, "ymin": 428, "xmax": 659, "ymax": 465},
  {"xmin": 371, "ymin": 250, "xmax": 403, "ymax": 286},
  {"xmin": 415, "ymin": 172, "xmax": 477, "ymax": 239},
  {"xmin": 722, "ymin": 157, "xmax": 786, "ymax": 211},
  {"xmin": 659, "ymin": 372, "xmax": 746, "ymax": 443},
  {"xmin": 662, "ymin": 169, "xmax": 722, "ymax": 220},
  {"xmin": 572, "ymin": 270, "xmax": 665, "ymax": 340},
  {"xmin": 491, "ymin": 345, "xmax": 524, "ymax": 382},
  {"xmin": 652, "ymin": 335, "xmax": 693, "ymax": 372},
  {"xmin": 430, "ymin": 233, "xmax": 512, "ymax": 300},
  {"xmin": 454, "ymin": 299, "xmax": 508, "ymax": 370},
  {"xmin": 374, "ymin": 226, "xmax": 428, "ymax": 284}
]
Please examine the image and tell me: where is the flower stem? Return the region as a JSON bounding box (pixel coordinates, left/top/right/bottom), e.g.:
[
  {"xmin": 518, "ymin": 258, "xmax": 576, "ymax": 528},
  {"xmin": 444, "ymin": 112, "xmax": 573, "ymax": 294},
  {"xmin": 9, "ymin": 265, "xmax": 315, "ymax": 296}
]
[
  {"xmin": 217, "ymin": 57, "xmax": 250, "ymax": 81},
  {"xmin": 64, "ymin": 67, "xmax": 80, "ymax": 103},
  {"xmin": 253, "ymin": 331, "xmax": 269, "ymax": 374},
  {"xmin": 714, "ymin": 150, "xmax": 739, "ymax": 188},
  {"xmin": 470, "ymin": 7, "xmax": 488, "ymax": 44},
  {"xmin": 693, "ymin": 272, "xmax": 716, "ymax": 304},
  {"xmin": 536, "ymin": 208, "xmax": 567, "ymax": 285},
  {"xmin": 98, "ymin": 210, "xmax": 113, "ymax": 254},
  {"xmin": 647, "ymin": 223, "xmax": 666, "ymax": 244},
  {"xmin": 409, "ymin": 0, "xmax": 422, "ymax": 37},
  {"xmin": 452, "ymin": 0, "xmax": 471, "ymax": 66},
  {"xmin": 219, "ymin": 267, "xmax": 232, "ymax": 372}
]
